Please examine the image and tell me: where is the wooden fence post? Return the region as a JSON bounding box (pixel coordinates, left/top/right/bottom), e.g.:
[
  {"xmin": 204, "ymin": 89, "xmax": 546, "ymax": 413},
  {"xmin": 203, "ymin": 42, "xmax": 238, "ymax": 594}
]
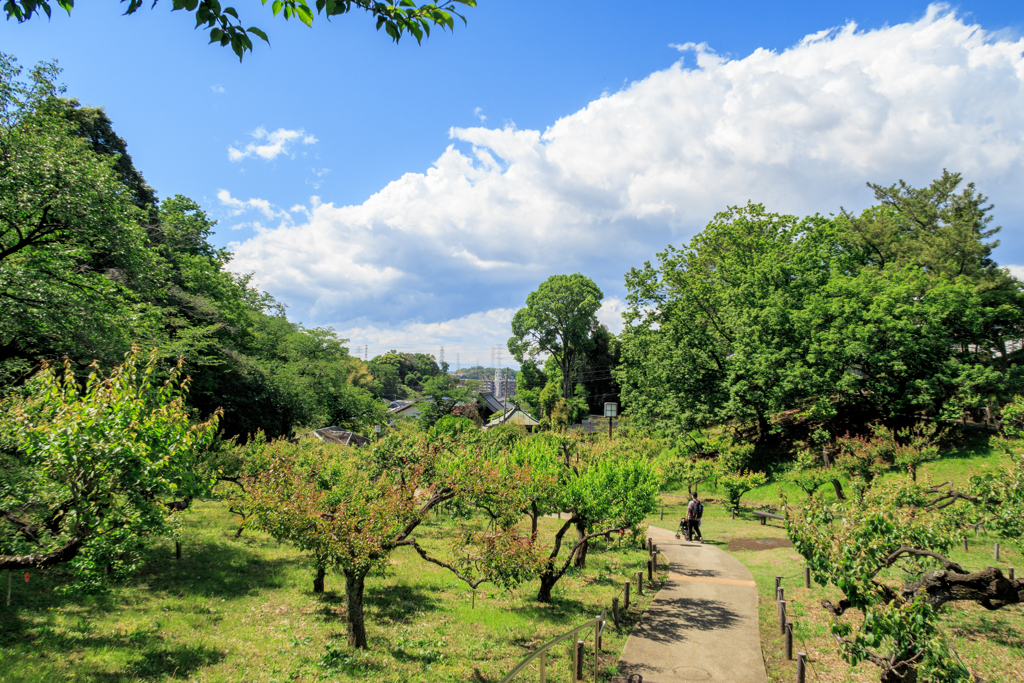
[
  {"xmin": 624, "ymin": 580, "xmax": 631, "ymax": 610},
  {"xmin": 612, "ymin": 597, "xmax": 619, "ymax": 627},
  {"xmin": 963, "ymin": 538, "xmax": 968, "ymax": 551},
  {"xmin": 797, "ymin": 652, "xmax": 807, "ymax": 683},
  {"xmin": 647, "ymin": 559, "xmax": 653, "ymax": 581},
  {"xmin": 785, "ymin": 622, "xmax": 793, "ymax": 661},
  {"xmin": 1009, "ymin": 567, "xmax": 1015, "ymax": 581},
  {"xmin": 539, "ymin": 650, "xmax": 547, "ymax": 683},
  {"xmin": 731, "ymin": 507, "xmax": 736, "ymax": 520},
  {"xmin": 995, "ymin": 543, "xmax": 1000, "ymax": 561},
  {"xmin": 637, "ymin": 570, "xmax": 643, "ymax": 596},
  {"xmin": 778, "ymin": 600, "xmax": 787, "ymax": 635},
  {"xmin": 574, "ymin": 640, "xmax": 583, "ymax": 681},
  {"xmin": 175, "ymin": 541, "xmax": 182, "ymax": 560},
  {"xmin": 804, "ymin": 567, "xmax": 811, "ymax": 589}
]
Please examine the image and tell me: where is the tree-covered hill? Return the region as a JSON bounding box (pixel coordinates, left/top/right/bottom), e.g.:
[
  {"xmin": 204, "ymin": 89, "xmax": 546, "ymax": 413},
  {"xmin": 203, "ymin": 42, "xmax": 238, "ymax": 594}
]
[{"xmin": 0, "ymin": 54, "xmax": 385, "ymax": 441}]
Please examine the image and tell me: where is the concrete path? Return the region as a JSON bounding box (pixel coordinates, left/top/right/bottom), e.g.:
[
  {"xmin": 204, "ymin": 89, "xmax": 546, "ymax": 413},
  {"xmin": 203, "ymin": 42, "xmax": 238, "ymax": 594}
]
[{"xmin": 616, "ymin": 526, "xmax": 767, "ymax": 683}]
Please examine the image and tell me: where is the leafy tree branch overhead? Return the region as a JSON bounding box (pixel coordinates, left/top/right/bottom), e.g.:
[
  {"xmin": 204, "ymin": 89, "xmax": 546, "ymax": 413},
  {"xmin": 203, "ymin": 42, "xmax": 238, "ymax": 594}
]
[{"xmin": 3, "ymin": 0, "xmax": 477, "ymax": 59}]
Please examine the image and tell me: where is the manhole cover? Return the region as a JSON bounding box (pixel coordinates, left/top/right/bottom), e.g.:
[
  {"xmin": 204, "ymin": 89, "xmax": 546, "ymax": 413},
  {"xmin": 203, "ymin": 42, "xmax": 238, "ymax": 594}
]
[{"xmin": 672, "ymin": 666, "xmax": 712, "ymax": 680}]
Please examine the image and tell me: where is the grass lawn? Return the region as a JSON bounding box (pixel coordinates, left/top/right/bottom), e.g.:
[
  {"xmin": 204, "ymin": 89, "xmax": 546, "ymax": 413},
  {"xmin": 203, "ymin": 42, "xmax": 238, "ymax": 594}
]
[
  {"xmin": 1, "ymin": 502, "xmax": 668, "ymax": 683},
  {"xmin": 647, "ymin": 434, "xmax": 1024, "ymax": 683}
]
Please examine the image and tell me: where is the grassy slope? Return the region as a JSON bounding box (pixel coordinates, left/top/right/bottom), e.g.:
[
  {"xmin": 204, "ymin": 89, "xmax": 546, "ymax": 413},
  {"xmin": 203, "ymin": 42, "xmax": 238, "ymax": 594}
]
[
  {"xmin": 647, "ymin": 435, "xmax": 1023, "ymax": 683},
  {"xmin": 1, "ymin": 503, "xmax": 667, "ymax": 683}
]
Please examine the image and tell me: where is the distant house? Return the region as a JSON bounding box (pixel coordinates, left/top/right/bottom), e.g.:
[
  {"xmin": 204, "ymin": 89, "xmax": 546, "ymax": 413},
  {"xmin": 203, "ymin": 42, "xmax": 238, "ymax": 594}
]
[
  {"xmin": 484, "ymin": 405, "xmax": 540, "ymax": 433},
  {"xmin": 389, "ymin": 402, "xmax": 422, "ymax": 419},
  {"xmin": 292, "ymin": 426, "xmax": 371, "ymax": 447},
  {"xmin": 388, "ymin": 397, "xmax": 436, "ymax": 420},
  {"xmin": 477, "ymin": 392, "xmax": 506, "ymax": 421}
]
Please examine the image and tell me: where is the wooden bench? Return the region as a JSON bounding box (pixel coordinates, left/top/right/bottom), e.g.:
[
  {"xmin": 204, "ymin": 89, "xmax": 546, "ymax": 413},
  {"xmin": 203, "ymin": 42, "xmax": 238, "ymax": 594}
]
[{"xmin": 752, "ymin": 510, "xmax": 785, "ymax": 525}]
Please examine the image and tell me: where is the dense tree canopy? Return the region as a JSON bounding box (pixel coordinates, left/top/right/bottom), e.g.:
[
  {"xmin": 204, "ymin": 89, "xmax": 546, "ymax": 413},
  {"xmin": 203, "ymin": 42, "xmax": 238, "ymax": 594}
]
[
  {"xmin": 618, "ymin": 175, "xmax": 1024, "ymax": 443},
  {"xmin": 508, "ymin": 274, "xmax": 604, "ymax": 401}
]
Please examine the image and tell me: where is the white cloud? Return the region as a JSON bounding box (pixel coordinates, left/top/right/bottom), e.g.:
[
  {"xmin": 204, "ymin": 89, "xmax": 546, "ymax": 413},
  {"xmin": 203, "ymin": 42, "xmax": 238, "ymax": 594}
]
[
  {"xmin": 337, "ymin": 308, "xmax": 518, "ymax": 369},
  {"xmin": 307, "ymin": 167, "xmax": 331, "ymax": 190},
  {"xmin": 1006, "ymin": 265, "xmax": 1024, "ymax": 281},
  {"xmin": 217, "ymin": 189, "xmax": 290, "ymax": 221},
  {"xmin": 211, "ymin": 84, "xmax": 225, "ymax": 94},
  {"xmin": 229, "ymin": 5, "xmax": 1024, "ymax": 336},
  {"xmin": 474, "ymin": 106, "xmax": 487, "ymax": 123},
  {"xmin": 228, "ymin": 126, "xmax": 318, "ymax": 162},
  {"xmin": 596, "ymin": 297, "xmax": 627, "ymax": 335}
]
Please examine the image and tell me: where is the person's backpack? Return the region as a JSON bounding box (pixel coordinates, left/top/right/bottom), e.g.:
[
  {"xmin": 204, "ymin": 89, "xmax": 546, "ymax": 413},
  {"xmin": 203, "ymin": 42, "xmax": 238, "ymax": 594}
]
[{"xmin": 694, "ymin": 500, "xmax": 704, "ymax": 519}]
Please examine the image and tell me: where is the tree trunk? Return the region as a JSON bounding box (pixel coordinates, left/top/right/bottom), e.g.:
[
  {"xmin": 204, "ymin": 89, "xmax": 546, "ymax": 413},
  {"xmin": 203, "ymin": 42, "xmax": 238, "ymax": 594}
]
[
  {"xmin": 313, "ymin": 565, "xmax": 326, "ymax": 594},
  {"xmin": 572, "ymin": 521, "xmax": 588, "ymax": 569},
  {"xmin": 344, "ymin": 569, "xmax": 369, "ymax": 649},
  {"xmin": 530, "ymin": 502, "xmax": 539, "ymax": 541},
  {"xmin": 831, "ymin": 479, "xmax": 846, "ymax": 500},
  {"xmin": 756, "ymin": 411, "xmax": 771, "ymax": 444},
  {"xmin": 537, "ymin": 570, "xmax": 558, "ymax": 603}
]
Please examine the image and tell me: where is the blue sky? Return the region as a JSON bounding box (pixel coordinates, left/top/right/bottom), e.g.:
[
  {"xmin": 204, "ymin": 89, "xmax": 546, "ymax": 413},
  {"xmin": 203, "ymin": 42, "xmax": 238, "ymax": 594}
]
[{"xmin": 3, "ymin": 1, "xmax": 1024, "ymax": 368}]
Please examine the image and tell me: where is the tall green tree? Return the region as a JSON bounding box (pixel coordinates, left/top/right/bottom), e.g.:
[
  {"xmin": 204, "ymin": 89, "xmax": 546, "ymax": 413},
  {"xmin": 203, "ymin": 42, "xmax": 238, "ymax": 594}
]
[
  {"xmin": 0, "ymin": 55, "xmax": 153, "ymax": 382},
  {"xmin": 508, "ymin": 274, "xmax": 604, "ymax": 400},
  {"xmin": 618, "ymin": 204, "xmax": 838, "ymax": 441},
  {"xmin": 61, "ymin": 99, "xmax": 157, "ymax": 214},
  {"xmin": 619, "ymin": 179, "xmax": 1024, "ymax": 440}
]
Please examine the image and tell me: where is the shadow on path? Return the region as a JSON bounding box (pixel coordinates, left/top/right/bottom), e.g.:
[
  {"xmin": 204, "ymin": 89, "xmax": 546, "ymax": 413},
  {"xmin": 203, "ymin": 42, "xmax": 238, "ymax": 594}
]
[{"xmin": 631, "ymin": 596, "xmax": 743, "ymax": 645}]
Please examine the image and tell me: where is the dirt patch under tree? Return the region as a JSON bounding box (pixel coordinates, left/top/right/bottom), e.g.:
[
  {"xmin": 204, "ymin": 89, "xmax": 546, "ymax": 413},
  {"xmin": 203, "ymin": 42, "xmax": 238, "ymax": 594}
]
[{"xmin": 727, "ymin": 537, "xmax": 793, "ymax": 552}]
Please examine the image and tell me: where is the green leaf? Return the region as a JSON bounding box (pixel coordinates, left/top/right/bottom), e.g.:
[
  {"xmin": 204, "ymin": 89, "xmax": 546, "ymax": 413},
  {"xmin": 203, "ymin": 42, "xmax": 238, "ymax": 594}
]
[
  {"xmin": 271, "ymin": 0, "xmax": 282, "ymax": 15},
  {"xmin": 296, "ymin": 3, "xmax": 313, "ymax": 26},
  {"xmin": 247, "ymin": 26, "xmax": 269, "ymax": 43}
]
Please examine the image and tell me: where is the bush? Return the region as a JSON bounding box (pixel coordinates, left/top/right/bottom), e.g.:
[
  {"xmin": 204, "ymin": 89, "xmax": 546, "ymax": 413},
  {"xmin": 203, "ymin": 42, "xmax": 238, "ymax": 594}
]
[
  {"xmin": 719, "ymin": 470, "xmax": 768, "ymax": 509},
  {"xmin": 1000, "ymin": 395, "xmax": 1024, "ymax": 439}
]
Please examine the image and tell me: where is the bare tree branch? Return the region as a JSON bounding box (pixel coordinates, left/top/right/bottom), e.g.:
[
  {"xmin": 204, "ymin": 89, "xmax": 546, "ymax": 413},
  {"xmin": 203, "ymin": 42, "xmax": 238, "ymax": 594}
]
[{"xmin": 405, "ymin": 538, "xmax": 490, "ymax": 589}]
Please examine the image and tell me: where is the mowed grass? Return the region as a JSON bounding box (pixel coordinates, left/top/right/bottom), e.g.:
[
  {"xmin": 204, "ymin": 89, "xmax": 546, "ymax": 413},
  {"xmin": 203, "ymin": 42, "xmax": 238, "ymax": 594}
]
[
  {"xmin": 647, "ymin": 434, "xmax": 1024, "ymax": 683},
  {"xmin": 0, "ymin": 502, "xmax": 667, "ymax": 683}
]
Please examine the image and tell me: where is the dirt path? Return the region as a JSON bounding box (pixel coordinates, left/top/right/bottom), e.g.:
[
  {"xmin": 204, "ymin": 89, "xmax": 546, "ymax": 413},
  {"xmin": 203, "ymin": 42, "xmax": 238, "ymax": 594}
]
[{"xmin": 616, "ymin": 526, "xmax": 767, "ymax": 683}]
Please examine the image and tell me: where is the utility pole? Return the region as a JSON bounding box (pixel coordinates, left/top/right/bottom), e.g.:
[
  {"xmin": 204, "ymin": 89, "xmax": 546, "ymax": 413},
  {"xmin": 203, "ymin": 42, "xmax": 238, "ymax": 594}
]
[{"xmin": 439, "ymin": 346, "xmax": 445, "ymax": 371}]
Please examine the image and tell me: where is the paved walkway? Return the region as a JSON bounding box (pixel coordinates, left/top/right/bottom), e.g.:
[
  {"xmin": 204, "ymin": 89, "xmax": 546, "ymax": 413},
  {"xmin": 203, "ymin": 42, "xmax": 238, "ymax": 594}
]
[{"xmin": 616, "ymin": 526, "xmax": 767, "ymax": 683}]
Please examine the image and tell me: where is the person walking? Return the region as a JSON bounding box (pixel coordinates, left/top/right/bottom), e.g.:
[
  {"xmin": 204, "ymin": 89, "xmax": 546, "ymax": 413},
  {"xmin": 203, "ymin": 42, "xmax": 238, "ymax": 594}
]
[{"xmin": 686, "ymin": 491, "xmax": 704, "ymax": 543}]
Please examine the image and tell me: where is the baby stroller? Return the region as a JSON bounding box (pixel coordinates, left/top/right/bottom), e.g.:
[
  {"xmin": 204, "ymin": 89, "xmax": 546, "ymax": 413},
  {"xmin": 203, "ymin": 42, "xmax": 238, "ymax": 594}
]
[{"xmin": 678, "ymin": 517, "xmax": 691, "ymax": 542}]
